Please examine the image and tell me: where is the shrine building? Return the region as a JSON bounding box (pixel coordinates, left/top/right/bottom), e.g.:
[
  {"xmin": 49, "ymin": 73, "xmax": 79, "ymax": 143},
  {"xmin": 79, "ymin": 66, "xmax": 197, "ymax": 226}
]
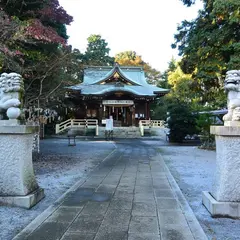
[{"xmin": 66, "ymin": 63, "xmax": 169, "ymax": 127}]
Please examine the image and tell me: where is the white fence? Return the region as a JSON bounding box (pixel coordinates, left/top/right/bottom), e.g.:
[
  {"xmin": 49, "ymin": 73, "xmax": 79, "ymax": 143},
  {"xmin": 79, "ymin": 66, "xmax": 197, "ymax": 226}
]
[
  {"xmin": 139, "ymin": 120, "xmax": 165, "ymax": 136},
  {"xmin": 56, "ymin": 119, "xmax": 99, "ymax": 135}
]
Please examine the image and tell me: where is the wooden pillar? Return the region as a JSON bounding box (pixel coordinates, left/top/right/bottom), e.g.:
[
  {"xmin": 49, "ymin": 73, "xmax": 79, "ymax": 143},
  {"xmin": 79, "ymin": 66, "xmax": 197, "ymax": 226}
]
[
  {"xmin": 99, "ymin": 104, "xmax": 103, "ymax": 124},
  {"xmin": 132, "ymin": 105, "xmax": 135, "ymax": 126},
  {"xmin": 85, "ymin": 104, "xmax": 87, "ymax": 119},
  {"xmin": 147, "ymin": 101, "xmax": 150, "ymax": 119},
  {"xmin": 145, "ymin": 102, "xmax": 148, "ymax": 119}
]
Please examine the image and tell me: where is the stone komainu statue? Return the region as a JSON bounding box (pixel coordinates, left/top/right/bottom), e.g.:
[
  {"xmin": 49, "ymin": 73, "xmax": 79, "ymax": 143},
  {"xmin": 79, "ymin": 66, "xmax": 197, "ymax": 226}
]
[
  {"xmin": 0, "ymin": 73, "xmax": 23, "ymax": 119},
  {"xmin": 223, "ymin": 70, "xmax": 240, "ymax": 122}
]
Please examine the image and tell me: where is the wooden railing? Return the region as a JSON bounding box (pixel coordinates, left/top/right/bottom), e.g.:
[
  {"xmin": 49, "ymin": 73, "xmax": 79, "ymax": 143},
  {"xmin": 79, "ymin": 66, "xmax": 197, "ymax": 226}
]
[
  {"xmin": 150, "ymin": 120, "xmax": 165, "ymax": 127},
  {"xmin": 139, "ymin": 120, "xmax": 165, "ymax": 136},
  {"xmin": 56, "ymin": 119, "xmax": 98, "ymax": 135}
]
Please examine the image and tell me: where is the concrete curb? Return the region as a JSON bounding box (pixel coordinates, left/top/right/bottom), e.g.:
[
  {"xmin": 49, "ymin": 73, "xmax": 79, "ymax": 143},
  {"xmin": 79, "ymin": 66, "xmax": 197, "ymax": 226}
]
[
  {"xmin": 159, "ymin": 154, "xmax": 208, "ymax": 240},
  {"xmin": 13, "ymin": 148, "xmax": 117, "ymax": 240}
]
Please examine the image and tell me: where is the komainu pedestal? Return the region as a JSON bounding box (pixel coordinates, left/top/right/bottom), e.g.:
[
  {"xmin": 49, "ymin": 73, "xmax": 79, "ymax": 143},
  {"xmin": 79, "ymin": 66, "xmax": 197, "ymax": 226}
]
[
  {"xmin": 202, "ymin": 125, "xmax": 240, "ymax": 218},
  {"xmin": 0, "ymin": 125, "xmax": 44, "ymax": 209}
]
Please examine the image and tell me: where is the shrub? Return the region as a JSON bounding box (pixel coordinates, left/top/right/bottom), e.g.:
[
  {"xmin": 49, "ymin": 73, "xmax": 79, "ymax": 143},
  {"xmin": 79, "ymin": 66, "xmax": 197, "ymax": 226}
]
[
  {"xmin": 196, "ymin": 113, "xmax": 217, "ymax": 150},
  {"xmin": 167, "ymin": 101, "xmax": 198, "ymax": 143}
]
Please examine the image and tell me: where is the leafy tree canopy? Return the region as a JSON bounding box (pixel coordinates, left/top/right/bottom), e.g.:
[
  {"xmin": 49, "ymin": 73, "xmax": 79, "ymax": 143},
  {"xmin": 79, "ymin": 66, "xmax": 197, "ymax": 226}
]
[
  {"xmin": 173, "ymin": 0, "xmax": 239, "ymax": 106},
  {"xmin": 0, "ymin": 0, "xmax": 74, "ymax": 109},
  {"xmin": 115, "ymin": 51, "xmax": 163, "ymax": 86},
  {"xmin": 83, "ymin": 34, "xmax": 114, "ymax": 66}
]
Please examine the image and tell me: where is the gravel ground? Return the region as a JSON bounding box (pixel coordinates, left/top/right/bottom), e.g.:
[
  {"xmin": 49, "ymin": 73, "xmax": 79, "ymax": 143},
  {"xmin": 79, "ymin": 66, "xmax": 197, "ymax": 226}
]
[
  {"xmin": 0, "ymin": 139, "xmax": 115, "ymax": 240},
  {"xmin": 160, "ymin": 145, "xmax": 240, "ymax": 240}
]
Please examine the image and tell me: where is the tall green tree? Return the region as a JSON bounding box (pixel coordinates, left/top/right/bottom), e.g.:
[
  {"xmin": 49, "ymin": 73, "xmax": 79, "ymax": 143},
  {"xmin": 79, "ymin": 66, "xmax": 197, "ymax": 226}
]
[
  {"xmin": 84, "ymin": 34, "xmax": 114, "ymax": 66},
  {"xmin": 173, "ymin": 0, "xmax": 239, "ymax": 107}
]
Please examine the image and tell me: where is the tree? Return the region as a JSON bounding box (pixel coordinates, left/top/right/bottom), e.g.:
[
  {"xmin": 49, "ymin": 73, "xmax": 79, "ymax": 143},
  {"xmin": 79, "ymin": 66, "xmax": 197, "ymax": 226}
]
[
  {"xmin": 115, "ymin": 51, "xmax": 163, "ymax": 85},
  {"xmin": 173, "ymin": 0, "xmax": 240, "ymax": 107},
  {"xmin": 179, "ymin": 0, "xmax": 197, "ymax": 7},
  {"xmin": 0, "ymin": 0, "xmax": 74, "ymax": 109},
  {"xmin": 84, "ymin": 34, "xmax": 114, "ymax": 66}
]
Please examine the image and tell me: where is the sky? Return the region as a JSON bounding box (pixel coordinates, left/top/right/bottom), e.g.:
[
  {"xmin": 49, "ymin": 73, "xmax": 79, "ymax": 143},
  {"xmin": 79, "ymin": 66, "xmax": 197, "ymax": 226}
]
[{"xmin": 59, "ymin": 0, "xmax": 203, "ymax": 72}]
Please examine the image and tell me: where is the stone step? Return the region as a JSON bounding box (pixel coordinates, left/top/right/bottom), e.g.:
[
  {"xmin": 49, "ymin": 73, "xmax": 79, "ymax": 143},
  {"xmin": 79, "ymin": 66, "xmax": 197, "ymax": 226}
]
[{"xmin": 98, "ymin": 127, "xmax": 142, "ymax": 138}]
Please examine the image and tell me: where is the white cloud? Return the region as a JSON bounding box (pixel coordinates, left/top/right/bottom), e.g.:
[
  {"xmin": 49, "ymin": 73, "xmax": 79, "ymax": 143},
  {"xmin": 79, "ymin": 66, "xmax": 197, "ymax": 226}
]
[{"xmin": 59, "ymin": 0, "xmax": 203, "ymax": 72}]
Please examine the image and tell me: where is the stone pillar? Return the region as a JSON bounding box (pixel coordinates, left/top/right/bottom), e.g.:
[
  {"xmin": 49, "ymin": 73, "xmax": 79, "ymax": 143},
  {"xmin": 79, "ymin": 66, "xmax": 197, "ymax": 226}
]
[{"xmin": 0, "ymin": 124, "xmax": 44, "ymax": 208}]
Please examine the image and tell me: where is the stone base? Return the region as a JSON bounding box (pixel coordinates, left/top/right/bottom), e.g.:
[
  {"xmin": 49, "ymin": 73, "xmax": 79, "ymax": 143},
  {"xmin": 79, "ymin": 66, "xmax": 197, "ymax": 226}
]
[
  {"xmin": 202, "ymin": 191, "xmax": 240, "ymax": 218},
  {"xmin": 0, "ymin": 120, "xmax": 21, "ymax": 126},
  {"xmin": 224, "ymin": 121, "xmax": 240, "ymax": 127},
  {"xmin": 0, "ymin": 188, "xmax": 45, "ymax": 209}
]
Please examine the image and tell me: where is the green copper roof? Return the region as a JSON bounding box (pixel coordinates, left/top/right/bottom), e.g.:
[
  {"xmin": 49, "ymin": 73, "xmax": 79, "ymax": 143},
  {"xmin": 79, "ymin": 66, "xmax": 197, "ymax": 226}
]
[{"xmin": 68, "ymin": 63, "xmax": 169, "ymax": 97}]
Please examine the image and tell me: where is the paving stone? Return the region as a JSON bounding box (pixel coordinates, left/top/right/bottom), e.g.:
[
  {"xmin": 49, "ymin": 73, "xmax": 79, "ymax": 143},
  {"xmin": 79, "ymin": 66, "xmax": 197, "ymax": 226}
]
[
  {"xmin": 156, "ymin": 198, "xmax": 180, "ymax": 210},
  {"xmin": 96, "ymin": 184, "xmax": 117, "ymax": 194},
  {"xmin": 106, "ymin": 175, "xmax": 122, "ymax": 180},
  {"xmin": 61, "ymin": 195, "xmax": 90, "ymax": 207},
  {"xmin": 119, "ymin": 180, "xmax": 135, "ymax": 186},
  {"xmin": 68, "ymin": 215, "xmax": 103, "ymax": 233},
  {"xmin": 153, "ymin": 182, "xmax": 171, "ymax": 190},
  {"xmin": 132, "ymin": 202, "xmax": 157, "ymax": 216},
  {"xmin": 81, "ymin": 202, "xmax": 109, "ymax": 215},
  {"xmin": 136, "ymin": 174, "xmax": 152, "ymax": 179},
  {"xmin": 26, "ymin": 222, "xmax": 67, "ymax": 240},
  {"xmin": 46, "ymin": 207, "xmax": 82, "ymax": 223},
  {"xmin": 160, "ymin": 224, "xmax": 194, "ymax": 240},
  {"xmin": 119, "ymin": 177, "xmax": 136, "ymax": 184},
  {"xmin": 138, "ymin": 169, "xmax": 151, "ymax": 174},
  {"xmin": 89, "ymin": 171, "xmax": 110, "ymax": 178},
  {"xmin": 116, "ymin": 185, "xmax": 134, "ymax": 193},
  {"xmin": 135, "ymin": 180, "xmax": 153, "ymax": 187},
  {"xmin": 133, "ymin": 193, "xmax": 155, "ymax": 203},
  {"xmin": 123, "ymin": 169, "xmax": 137, "ymax": 174},
  {"xmin": 151, "ymin": 173, "xmax": 166, "ymax": 178},
  {"xmin": 101, "ymin": 178, "xmax": 120, "ymax": 185},
  {"xmin": 158, "ymin": 210, "xmax": 188, "ymax": 226},
  {"xmin": 152, "ymin": 177, "xmax": 168, "ymax": 183},
  {"xmin": 129, "ymin": 216, "xmax": 159, "ymax": 234},
  {"xmin": 61, "ymin": 232, "xmax": 95, "ymax": 240},
  {"xmin": 135, "ymin": 186, "xmax": 154, "ymax": 194},
  {"xmin": 99, "ymin": 208, "xmax": 131, "ymax": 232},
  {"xmin": 91, "ymin": 192, "xmax": 112, "ymax": 202},
  {"xmin": 151, "ymin": 168, "xmax": 165, "ymax": 173},
  {"xmin": 82, "ymin": 180, "xmax": 101, "ymax": 188},
  {"xmin": 154, "ymin": 189, "xmax": 175, "ymax": 198},
  {"xmin": 94, "ymin": 230, "xmax": 128, "ymax": 240},
  {"xmin": 61, "ymin": 189, "xmax": 111, "ymax": 207},
  {"xmin": 121, "ymin": 174, "xmax": 136, "ymax": 179},
  {"xmin": 153, "ymin": 180, "xmax": 169, "ymax": 188},
  {"xmin": 108, "ymin": 199, "xmax": 133, "ymax": 210},
  {"xmin": 84, "ymin": 177, "xmax": 104, "ymax": 184},
  {"xmin": 113, "ymin": 191, "xmax": 134, "ymax": 201},
  {"xmin": 128, "ymin": 233, "xmax": 161, "ymax": 240}
]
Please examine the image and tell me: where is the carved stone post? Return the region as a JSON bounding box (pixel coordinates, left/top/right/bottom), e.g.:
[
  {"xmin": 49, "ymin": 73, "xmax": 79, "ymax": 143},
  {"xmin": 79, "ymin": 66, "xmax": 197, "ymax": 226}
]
[
  {"xmin": 0, "ymin": 73, "xmax": 44, "ymax": 209},
  {"xmin": 202, "ymin": 70, "xmax": 240, "ymax": 218}
]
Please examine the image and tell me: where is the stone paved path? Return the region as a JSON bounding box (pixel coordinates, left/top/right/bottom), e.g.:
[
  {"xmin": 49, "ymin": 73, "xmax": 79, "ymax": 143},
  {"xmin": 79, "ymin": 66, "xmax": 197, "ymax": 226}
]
[{"xmin": 15, "ymin": 140, "xmax": 207, "ymax": 240}]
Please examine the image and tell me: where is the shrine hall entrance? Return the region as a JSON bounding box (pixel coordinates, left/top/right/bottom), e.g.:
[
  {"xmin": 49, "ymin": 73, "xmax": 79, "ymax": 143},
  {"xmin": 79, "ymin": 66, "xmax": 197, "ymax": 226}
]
[{"xmin": 102, "ymin": 100, "xmax": 135, "ymax": 127}]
